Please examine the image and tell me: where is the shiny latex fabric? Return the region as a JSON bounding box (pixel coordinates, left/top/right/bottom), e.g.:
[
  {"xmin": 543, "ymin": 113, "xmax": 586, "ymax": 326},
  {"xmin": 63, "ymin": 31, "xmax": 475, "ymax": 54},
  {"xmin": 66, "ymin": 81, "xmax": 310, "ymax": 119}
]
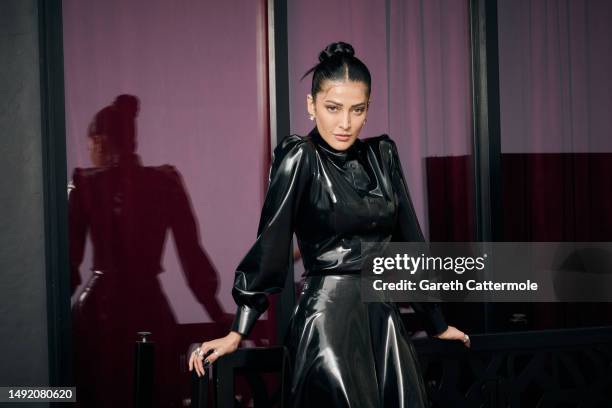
[
  {"xmin": 231, "ymin": 127, "xmax": 448, "ymax": 406},
  {"xmin": 287, "ymin": 274, "xmax": 429, "ymax": 408},
  {"xmin": 231, "ymin": 127, "xmax": 447, "ymax": 337}
]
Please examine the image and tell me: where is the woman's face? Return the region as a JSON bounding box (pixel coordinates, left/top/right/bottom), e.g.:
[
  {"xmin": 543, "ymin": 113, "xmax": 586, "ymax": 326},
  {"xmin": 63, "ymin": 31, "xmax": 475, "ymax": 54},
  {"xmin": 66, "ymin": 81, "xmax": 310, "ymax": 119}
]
[
  {"xmin": 88, "ymin": 134, "xmax": 110, "ymax": 167},
  {"xmin": 307, "ymin": 80, "xmax": 370, "ymax": 151}
]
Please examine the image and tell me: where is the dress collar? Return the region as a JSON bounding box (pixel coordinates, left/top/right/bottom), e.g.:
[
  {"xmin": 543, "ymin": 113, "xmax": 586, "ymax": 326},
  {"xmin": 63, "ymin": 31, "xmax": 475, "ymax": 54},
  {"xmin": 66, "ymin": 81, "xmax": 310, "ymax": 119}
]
[{"xmin": 308, "ymin": 127, "xmax": 364, "ymax": 166}]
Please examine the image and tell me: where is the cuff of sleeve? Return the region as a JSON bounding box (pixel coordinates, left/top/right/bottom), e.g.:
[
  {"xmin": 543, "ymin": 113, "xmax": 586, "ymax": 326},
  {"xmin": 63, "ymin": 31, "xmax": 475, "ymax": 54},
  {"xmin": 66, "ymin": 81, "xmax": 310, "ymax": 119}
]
[
  {"xmin": 411, "ymin": 302, "xmax": 448, "ymax": 337},
  {"xmin": 425, "ymin": 307, "xmax": 448, "ymax": 337},
  {"xmin": 231, "ymin": 305, "xmax": 262, "ymax": 338}
]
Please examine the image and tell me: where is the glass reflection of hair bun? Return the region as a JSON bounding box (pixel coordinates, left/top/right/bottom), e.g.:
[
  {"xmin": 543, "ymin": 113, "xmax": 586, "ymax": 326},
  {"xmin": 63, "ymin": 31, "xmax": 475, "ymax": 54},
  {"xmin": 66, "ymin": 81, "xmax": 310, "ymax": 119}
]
[{"xmin": 112, "ymin": 94, "xmax": 139, "ymax": 119}]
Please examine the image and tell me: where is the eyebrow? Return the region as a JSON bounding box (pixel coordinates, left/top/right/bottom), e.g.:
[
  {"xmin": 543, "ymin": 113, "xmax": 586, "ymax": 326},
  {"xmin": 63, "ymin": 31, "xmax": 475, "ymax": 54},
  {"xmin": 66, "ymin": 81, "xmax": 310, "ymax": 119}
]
[{"xmin": 323, "ymin": 100, "xmax": 367, "ymax": 108}]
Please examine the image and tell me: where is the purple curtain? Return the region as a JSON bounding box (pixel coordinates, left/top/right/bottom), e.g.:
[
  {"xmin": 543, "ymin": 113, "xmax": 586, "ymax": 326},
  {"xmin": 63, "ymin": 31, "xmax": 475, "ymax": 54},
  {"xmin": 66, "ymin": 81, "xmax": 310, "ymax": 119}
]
[
  {"xmin": 498, "ymin": 0, "xmax": 612, "ymax": 241},
  {"xmin": 388, "ymin": 0, "xmax": 474, "ymax": 241},
  {"xmin": 498, "ymin": 0, "xmax": 612, "ymax": 330}
]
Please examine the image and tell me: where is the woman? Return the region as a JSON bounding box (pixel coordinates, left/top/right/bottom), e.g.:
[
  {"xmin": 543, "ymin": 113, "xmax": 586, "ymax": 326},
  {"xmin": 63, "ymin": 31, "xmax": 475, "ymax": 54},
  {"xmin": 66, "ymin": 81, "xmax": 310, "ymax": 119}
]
[{"xmin": 189, "ymin": 42, "xmax": 469, "ymax": 407}]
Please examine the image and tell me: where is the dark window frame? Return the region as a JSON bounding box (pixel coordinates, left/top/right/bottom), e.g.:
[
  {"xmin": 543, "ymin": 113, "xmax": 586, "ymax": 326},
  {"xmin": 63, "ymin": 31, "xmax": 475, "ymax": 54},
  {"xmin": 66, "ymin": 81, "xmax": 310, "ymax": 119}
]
[{"xmin": 38, "ymin": 0, "xmax": 73, "ymax": 390}]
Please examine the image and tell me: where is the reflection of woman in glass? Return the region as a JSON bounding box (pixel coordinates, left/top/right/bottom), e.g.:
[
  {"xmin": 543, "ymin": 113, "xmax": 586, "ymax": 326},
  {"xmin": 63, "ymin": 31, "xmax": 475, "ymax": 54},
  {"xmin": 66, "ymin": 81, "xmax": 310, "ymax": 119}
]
[
  {"xmin": 190, "ymin": 43, "xmax": 470, "ymax": 407},
  {"xmin": 70, "ymin": 95, "xmax": 225, "ymax": 407}
]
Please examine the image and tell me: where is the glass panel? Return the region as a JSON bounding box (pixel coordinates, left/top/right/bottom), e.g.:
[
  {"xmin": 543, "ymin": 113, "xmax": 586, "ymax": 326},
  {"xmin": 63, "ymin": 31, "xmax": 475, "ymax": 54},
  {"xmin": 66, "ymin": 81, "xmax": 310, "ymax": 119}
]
[
  {"xmin": 497, "ymin": 0, "xmax": 612, "ymax": 330},
  {"xmin": 63, "ymin": 1, "xmax": 269, "ymax": 405}
]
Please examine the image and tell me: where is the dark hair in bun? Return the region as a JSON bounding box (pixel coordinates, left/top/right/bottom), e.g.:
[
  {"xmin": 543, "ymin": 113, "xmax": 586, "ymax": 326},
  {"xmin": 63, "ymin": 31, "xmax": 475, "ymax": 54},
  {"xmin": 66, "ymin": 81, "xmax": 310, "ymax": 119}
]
[
  {"xmin": 112, "ymin": 94, "xmax": 139, "ymax": 119},
  {"xmin": 88, "ymin": 94, "xmax": 140, "ymax": 155},
  {"xmin": 302, "ymin": 42, "xmax": 371, "ymax": 99}
]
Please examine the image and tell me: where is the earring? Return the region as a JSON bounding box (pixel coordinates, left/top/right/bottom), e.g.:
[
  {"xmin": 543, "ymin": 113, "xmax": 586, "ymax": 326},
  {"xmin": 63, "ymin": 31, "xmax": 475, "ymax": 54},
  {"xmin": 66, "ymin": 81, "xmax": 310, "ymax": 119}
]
[{"xmin": 309, "ymin": 114, "xmax": 315, "ymax": 121}]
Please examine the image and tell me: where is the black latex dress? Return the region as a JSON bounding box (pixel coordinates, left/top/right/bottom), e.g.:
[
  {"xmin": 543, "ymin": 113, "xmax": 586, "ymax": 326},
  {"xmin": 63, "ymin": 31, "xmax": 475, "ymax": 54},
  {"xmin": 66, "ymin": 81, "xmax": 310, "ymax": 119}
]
[{"xmin": 231, "ymin": 128, "xmax": 448, "ymax": 407}]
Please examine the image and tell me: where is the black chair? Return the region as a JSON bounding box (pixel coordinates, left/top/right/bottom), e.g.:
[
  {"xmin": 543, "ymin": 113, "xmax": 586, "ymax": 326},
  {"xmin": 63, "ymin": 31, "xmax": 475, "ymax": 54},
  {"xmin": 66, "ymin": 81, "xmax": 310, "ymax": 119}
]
[{"xmin": 191, "ymin": 346, "xmax": 290, "ymax": 408}]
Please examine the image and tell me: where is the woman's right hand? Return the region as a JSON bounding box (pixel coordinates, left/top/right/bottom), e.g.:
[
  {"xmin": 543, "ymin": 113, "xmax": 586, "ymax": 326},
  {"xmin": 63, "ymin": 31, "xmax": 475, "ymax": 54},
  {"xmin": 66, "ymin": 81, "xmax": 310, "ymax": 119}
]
[{"xmin": 188, "ymin": 331, "xmax": 242, "ymax": 377}]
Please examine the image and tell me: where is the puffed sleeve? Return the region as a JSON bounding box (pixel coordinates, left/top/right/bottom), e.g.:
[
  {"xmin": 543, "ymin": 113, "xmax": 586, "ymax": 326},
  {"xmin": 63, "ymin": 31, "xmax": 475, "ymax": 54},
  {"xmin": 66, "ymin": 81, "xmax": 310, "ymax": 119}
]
[
  {"xmin": 386, "ymin": 136, "xmax": 449, "ymax": 337},
  {"xmin": 231, "ymin": 136, "xmax": 312, "ymax": 337},
  {"xmin": 161, "ymin": 165, "xmax": 225, "ymax": 322}
]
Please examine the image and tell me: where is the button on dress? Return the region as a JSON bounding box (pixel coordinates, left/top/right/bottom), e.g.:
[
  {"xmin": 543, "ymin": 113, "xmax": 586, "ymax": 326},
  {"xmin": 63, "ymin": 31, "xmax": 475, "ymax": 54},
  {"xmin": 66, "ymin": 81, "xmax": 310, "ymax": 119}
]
[{"xmin": 231, "ymin": 128, "xmax": 448, "ymax": 407}]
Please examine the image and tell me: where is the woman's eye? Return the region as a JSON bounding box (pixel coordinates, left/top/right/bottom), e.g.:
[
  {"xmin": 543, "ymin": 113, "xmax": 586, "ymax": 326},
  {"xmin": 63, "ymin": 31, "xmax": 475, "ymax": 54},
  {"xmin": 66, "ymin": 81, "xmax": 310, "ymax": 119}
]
[
  {"xmin": 326, "ymin": 106, "xmax": 339, "ymax": 112},
  {"xmin": 353, "ymin": 108, "xmax": 365, "ymax": 115}
]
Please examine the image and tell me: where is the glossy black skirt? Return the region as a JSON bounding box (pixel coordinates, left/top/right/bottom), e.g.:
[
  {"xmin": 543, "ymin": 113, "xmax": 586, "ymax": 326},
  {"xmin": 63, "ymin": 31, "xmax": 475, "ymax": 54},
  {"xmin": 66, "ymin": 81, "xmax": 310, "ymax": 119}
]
[{"xmin": 285, "ymin": 274, "xmax": 429, "ymax": 408}]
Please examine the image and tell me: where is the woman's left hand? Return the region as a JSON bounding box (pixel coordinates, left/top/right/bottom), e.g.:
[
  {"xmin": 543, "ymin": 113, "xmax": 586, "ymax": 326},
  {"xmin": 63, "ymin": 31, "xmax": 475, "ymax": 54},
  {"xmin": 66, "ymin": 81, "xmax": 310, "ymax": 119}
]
[{"xmin": 433, "ymin": 325, "xmax": 471, "ymax": 348}]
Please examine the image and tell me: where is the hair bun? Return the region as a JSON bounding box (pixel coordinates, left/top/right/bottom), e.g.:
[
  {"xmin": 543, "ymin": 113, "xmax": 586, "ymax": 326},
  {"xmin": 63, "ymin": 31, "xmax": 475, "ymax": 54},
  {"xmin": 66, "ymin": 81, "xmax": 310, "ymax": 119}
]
[
  {"xmin": 318, "ymin": 42, "xmax": 355, "ymax": 62},
  {"xmin": 112, "ymin": 94, "xmax": 139, "ymax": 119}
]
